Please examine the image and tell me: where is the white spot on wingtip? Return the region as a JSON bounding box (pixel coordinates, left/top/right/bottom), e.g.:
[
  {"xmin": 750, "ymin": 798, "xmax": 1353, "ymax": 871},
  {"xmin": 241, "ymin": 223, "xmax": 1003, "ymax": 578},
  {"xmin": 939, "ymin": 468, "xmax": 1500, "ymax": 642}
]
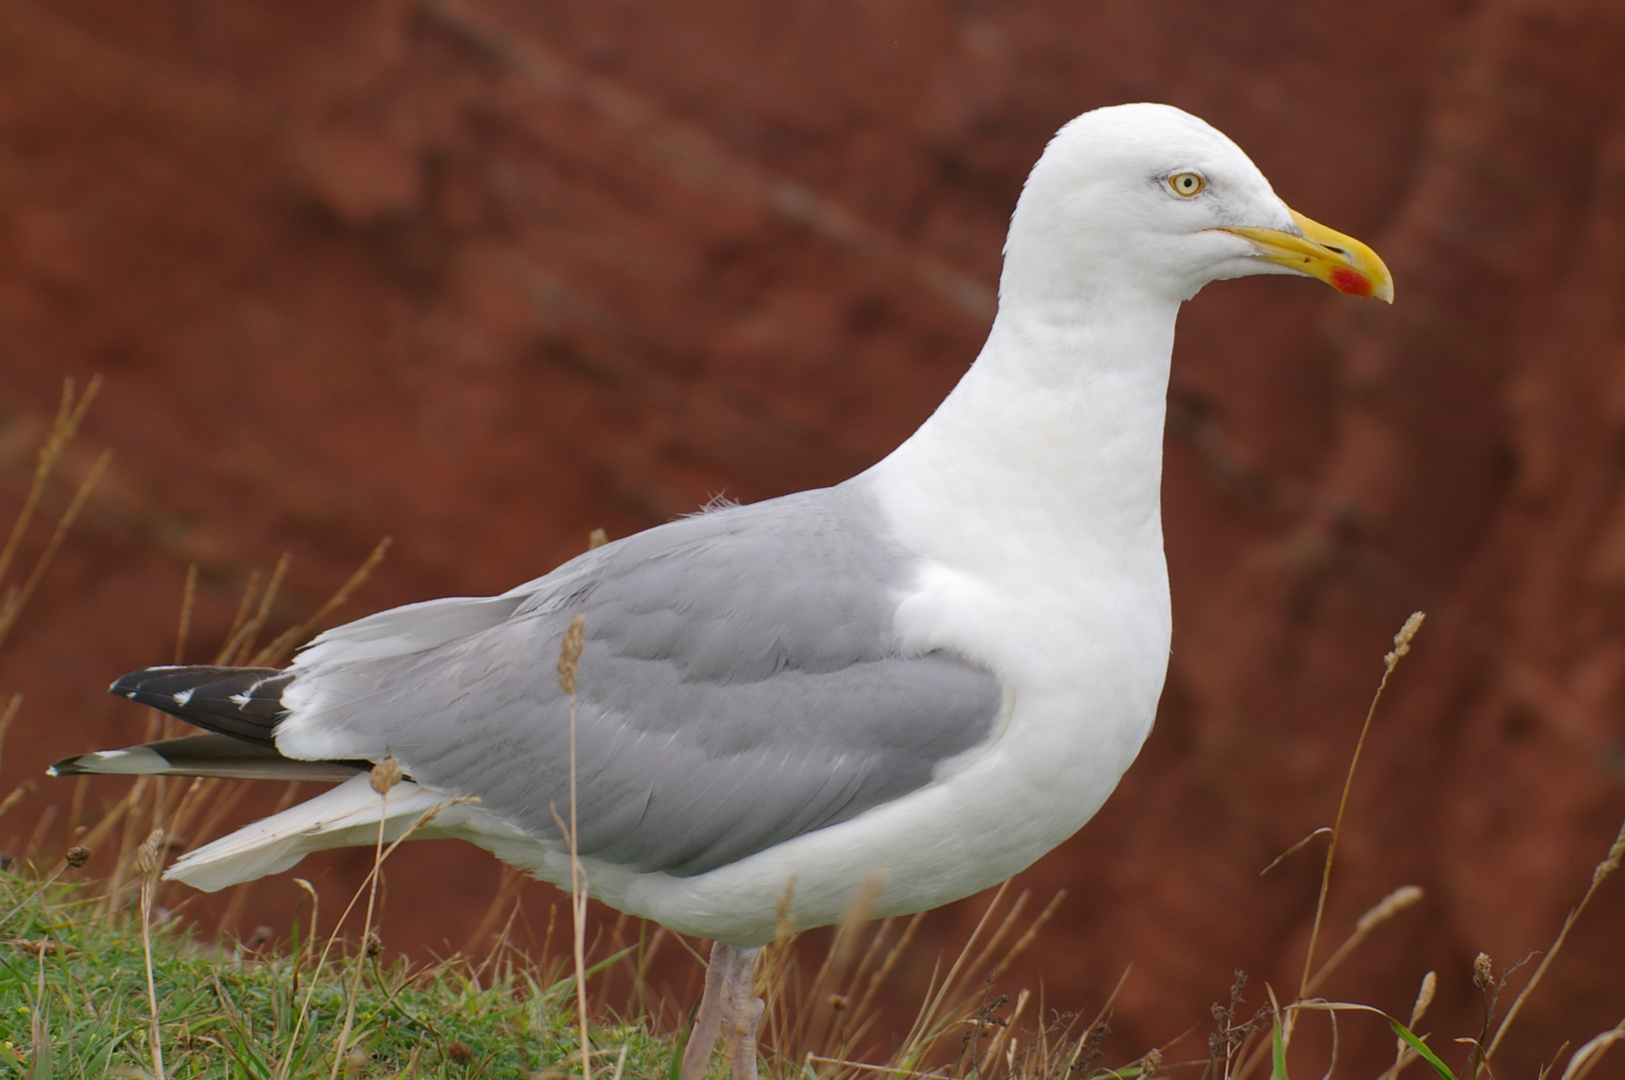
[
  {"xmin": 229, "ymin": 692, "xmax": 252, "ymax": 707},
  {"xmin": 172, "ymin": 688, "xmax": 194, "ymax": 707}
]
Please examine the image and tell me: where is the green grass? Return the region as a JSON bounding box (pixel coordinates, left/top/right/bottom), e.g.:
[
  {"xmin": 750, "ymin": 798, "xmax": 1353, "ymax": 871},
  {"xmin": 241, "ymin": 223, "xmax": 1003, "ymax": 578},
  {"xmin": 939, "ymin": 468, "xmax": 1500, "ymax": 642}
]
[{"xmin": 0, "ymin": 872, "xmax": 669, "ymax": 1079}]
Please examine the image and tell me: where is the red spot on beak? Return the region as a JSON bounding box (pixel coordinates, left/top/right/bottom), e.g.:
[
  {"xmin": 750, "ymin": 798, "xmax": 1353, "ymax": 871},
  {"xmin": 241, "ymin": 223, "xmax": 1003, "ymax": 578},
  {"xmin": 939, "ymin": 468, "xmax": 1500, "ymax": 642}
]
[{"xmin": 1329, "ymin": 267, "xmax": 1372, "ymax": 297}]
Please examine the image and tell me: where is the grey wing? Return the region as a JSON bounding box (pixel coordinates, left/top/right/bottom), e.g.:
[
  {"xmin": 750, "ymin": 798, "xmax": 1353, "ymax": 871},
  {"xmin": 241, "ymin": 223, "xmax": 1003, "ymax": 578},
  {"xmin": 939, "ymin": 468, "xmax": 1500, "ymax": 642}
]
[{"xmin": 281, "ymin": 484, "xmax": 1004, "ymax": 877}]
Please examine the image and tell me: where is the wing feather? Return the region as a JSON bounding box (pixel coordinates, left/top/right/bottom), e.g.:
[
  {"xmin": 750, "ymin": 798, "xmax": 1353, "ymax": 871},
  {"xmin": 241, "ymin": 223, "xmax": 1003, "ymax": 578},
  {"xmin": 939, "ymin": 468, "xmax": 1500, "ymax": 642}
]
[{"xmin": 276, "ymin": 484, "xmax": 1005, "ymax": 877}]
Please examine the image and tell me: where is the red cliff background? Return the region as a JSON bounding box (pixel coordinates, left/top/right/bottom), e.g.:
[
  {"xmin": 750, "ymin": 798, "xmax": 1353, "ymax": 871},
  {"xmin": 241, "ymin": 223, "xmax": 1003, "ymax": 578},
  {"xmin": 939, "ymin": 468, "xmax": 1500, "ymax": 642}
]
[{"xmin": 3, "ymin": 0, "xmax": 1624, "ymax": 1075}]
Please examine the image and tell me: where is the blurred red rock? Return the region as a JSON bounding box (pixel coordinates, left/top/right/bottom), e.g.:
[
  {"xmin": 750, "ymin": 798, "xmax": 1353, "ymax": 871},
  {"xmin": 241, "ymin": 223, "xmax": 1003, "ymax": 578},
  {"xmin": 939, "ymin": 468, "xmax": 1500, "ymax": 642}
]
[{"xmin": 3, "ymin": 0, "xmax": 1624, "ymax": 1074}]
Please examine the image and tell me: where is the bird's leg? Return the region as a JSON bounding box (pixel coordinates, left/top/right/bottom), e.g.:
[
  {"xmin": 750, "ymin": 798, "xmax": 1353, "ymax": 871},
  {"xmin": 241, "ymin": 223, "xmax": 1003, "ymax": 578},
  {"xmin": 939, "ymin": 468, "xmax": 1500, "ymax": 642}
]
[
  {"xmin": 723, "ymin": 948, "xmax": 764, "ymax": 1080},
  {"xmin": 680, "ymin": 942, "xmax": 732, "ymax": 1080},
  {"xmin": 680, "ymin": 941, "xmax": 762, "ymax": 1080}
]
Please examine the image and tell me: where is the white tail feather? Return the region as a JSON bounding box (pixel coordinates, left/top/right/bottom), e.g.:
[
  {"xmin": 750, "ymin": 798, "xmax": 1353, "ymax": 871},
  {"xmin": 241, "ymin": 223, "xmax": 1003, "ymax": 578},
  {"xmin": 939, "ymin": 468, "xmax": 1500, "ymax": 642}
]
[{"xmin": 164, "ymin": 774, "xmax": 448, "ymax": 892}]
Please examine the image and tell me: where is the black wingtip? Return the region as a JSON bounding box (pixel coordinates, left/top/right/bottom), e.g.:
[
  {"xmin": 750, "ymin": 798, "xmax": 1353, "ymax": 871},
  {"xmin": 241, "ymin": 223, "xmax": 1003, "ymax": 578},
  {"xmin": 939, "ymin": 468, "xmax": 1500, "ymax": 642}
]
[
  {"xmin": 48, "ymin": 754, "xmax": 87, "ymax": 777},
  {"xmin": 105, "ymin": 665, "xmax": 290, "ymax": 747}
]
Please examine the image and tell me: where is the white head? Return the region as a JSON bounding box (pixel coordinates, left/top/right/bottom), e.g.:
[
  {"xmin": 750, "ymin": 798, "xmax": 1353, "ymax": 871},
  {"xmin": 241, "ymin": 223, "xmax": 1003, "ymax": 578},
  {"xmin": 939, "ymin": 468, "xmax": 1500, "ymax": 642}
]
[{"xmin": 1000, "ymin": 103, "xmax": 1392, "ymax": 310}]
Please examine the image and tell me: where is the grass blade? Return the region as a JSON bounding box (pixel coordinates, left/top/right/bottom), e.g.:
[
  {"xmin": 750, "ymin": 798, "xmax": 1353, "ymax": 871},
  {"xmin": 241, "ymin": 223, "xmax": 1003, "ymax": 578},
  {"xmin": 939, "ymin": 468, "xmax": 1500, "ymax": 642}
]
[
  {"xmin": 1388, "ymin": 1019, "xmax": 1458, "ymax": 1080},
  {"xmin": 1272, "ymin": 1014, "xmax": 1289, "ymax": 1080}
]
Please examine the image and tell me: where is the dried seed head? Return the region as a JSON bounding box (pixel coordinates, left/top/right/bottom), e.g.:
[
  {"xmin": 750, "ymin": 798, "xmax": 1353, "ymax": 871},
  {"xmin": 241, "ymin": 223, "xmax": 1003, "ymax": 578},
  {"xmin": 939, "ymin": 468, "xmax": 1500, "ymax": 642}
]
[
  {"xmin": 364, "ymin": 931, "xmax": 383, "ymax": 959},
  {"xmin": 1141, "ymin": 1047, "xmax": 1163, "ymax": 1077},
  {"xmin": 64, "ymin": 845, "xmax": 90, "ymax": 869},
  {"xmin": 557, "ymin": 613, "xmax": 586, "ymax": 695},
  {"xmin": 827, "ymin": 993, "xmax": 849, "ymax": 1011},
  {"xmin": 1080, "ymin": 1018, "xmax": 1112, "ymax": 1064},
  {"xmin": 447, "ymin": 1041, "xmax": 473, "ymax": 1065},
  {"xmin": 1410, "ymin": 970, "xmax": 1438, "ymax": 1026},
  {"xmin": 371, "ymin": 755, "xmax": 403, "ymax": 795},
  {"xmin": 135, "ymin": 828, "xmax": 166, "ymax": 878},
  {"xmin": 1385, "ymin": 611, "xmax": 1426, "ymax": 669},
  {"xmin": 1593, "ymin": 816, "xmax": 1625, "ymax": 886},
  {"xmin": 1356, "ymin": 884, "xmax": 1424, "ymax": 932},
  {"xmin": 1473, "ymin": 952, "xmax": 1493, "ymax": 990}
]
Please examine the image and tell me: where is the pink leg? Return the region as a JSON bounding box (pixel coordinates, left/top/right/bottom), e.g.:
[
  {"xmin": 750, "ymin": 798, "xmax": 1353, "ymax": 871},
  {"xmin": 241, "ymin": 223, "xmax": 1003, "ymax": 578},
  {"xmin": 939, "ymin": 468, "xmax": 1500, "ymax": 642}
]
[
  {"xmin": 725, "ymin": 983, "xmax": 764, "ymax": 1080},
  {"xmin": 680, "ymin": 941, "xmax": 762, "ymax": 1080}
]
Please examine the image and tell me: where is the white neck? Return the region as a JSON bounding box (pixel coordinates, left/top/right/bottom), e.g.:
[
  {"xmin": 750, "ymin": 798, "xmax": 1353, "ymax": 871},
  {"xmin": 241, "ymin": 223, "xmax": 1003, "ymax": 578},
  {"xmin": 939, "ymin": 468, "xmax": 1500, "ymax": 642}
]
[{"xmin": 864, "ymin": 286, "xmax": 1178, "ymax": 580}]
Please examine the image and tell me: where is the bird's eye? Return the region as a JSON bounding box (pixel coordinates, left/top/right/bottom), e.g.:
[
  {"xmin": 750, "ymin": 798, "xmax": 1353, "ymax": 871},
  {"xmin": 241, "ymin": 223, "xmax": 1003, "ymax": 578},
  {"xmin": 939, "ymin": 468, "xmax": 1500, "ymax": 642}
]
[{"xmin": 1167, "ymin": 172, "xmax": 1206, "ymax": 198}]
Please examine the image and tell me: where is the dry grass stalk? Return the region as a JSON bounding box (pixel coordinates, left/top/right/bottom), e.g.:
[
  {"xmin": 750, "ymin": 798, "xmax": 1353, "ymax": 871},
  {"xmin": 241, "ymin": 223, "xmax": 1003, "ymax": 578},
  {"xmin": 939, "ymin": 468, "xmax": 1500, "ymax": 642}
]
[
  {"xmin": 1233, "ymin": 615, "xmax": 1428, "ymax": 1080},
  {"xmin": 136, "ymin": 826, "xmax": 168, "ymax": 1080},
  {"xmin": 1305, "ymin": 884, "xmax": 1424, "ymax": 997},
  {"xmin": 472, "ymin": 879, "xmax": 528, "ymax": 985},
  {"xmin": 0, "ymin": 375, "xmax": 102, "ymax": 591},
  {"xmin": 0, "ymin": 447, "xmax": 111, "ymax": 655},
  {"xmin": 1559, "ymin": 1017, "xmax": 1625, "ymax": 1080},
  {"xmin": 895, "ymin": 880, "xmax": 1013, "ymax": 1057},
  {"xmin": 756, "ymin": 877, "xmax": 802, "ymax": 1046},
  {"xmin": 141, "ymin": 565, "xmax": 203, "ymax": 841},
  {"xmin": 140, "ymin": 543, "xmax": 389, "ymax": 913},
  {"xmin": 797, "ymin": 882, "xmax": 1066, "ymax": 1079},
  {"xmin": 73, "ymin": 777, "xmax": 138, "ymax": 877},
  {"xmin": 979, "ymin": 987, "xmax": 1029, "ymax": 1075},
  {"xmin": 0, "ymin": 692, "xmax": 22, "ymax": 780},
  {"xmin": 851, "ymin": 912, "xmax": 924, "ymax": 1022},
  {"xmin": 963, "ymin": 887, "xmax": 1032, "ymax": 985},
  {"xmin": 1298, "ymin": 611, "xmax": 1426, "ymax": 999},
  {"xmin": 990, "ymin": 888, "xmax": 1067, "ymax": 981},
  {"xmin": 329, "ymin": 757, "xmax": 402, "ymax": 1080},
  {"xmin": 173, "ymin": 563, "xmax": 198, "ymax": 664},
  {"xmin": 254, "ymin": 536, "xmax": 392, "ymax": 667},
  {"xmin": 1267, "ymin": 612, "xmax": 1425, "ymax": 1071},
  {"xmin": 558, "ymin": 611, "xmax": 593, "ymax": 1080},
  {"xmin": 1478, "ymin": 815, "xmax": 1625, "ymax": 1074},
  {"xmin": 1258, "ymin": 827, "xmax": 1333, "ymax": 877},
  {"xmin": 829, "ymin": 875, "xmax": 879, "ymax": 973},
  {"xmin": 464, "ymin": 863, "xmax": 527, "ymax": 958},
  {"xmin": 0, "ymin": 780, "xmax": 34, "ymax": 824},
  {"xmin": 65, "ymin": 773, "xmax": 90, "ymax": 834},
  {"xmin": 278, "ymin": 796, "xmax": 466, "ymax": 1080},
  {"xmin": 764, "ymin": 879, "xmax": 915, "ymax": 1070},
  {"xmin": 218, "ymin": 569, "xmax": 263, "ymax": 664},
  {"xmin": 294, "ymin": 877, "xmax": 321, "ymax": 972},
  {"xmin": 1277, "ymin": 812, "xmax": 1623, "ymax": 1080},
  {"xmin": 221, "ymin": 551, "xmax": 291, "ymax": 664},
  {"xmin": 21, "ymin": 803, "xmax": 57, "ymax": 864},
  {"xmin": 97, "ymin": 775, "xmax": 152, "ymax": 916},
  {"xmin": 802, "ymin": 1054, "xmax": 929, "ymax": 1077}
]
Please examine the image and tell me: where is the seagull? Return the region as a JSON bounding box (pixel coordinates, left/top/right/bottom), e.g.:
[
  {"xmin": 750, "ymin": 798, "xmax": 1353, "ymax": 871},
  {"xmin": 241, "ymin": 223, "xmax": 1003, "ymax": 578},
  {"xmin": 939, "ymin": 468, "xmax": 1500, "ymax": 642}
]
[{"xmin": 53, "ymin": 103, "xmax": 1391, "ymax": 1080}]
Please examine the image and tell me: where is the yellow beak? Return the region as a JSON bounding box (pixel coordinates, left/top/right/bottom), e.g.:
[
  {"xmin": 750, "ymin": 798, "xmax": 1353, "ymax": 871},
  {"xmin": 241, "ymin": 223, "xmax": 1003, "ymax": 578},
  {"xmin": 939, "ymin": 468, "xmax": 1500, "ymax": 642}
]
[{"xmin": 1220, "ymin": 208, "xmax": 1394, "ymax": 303}]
